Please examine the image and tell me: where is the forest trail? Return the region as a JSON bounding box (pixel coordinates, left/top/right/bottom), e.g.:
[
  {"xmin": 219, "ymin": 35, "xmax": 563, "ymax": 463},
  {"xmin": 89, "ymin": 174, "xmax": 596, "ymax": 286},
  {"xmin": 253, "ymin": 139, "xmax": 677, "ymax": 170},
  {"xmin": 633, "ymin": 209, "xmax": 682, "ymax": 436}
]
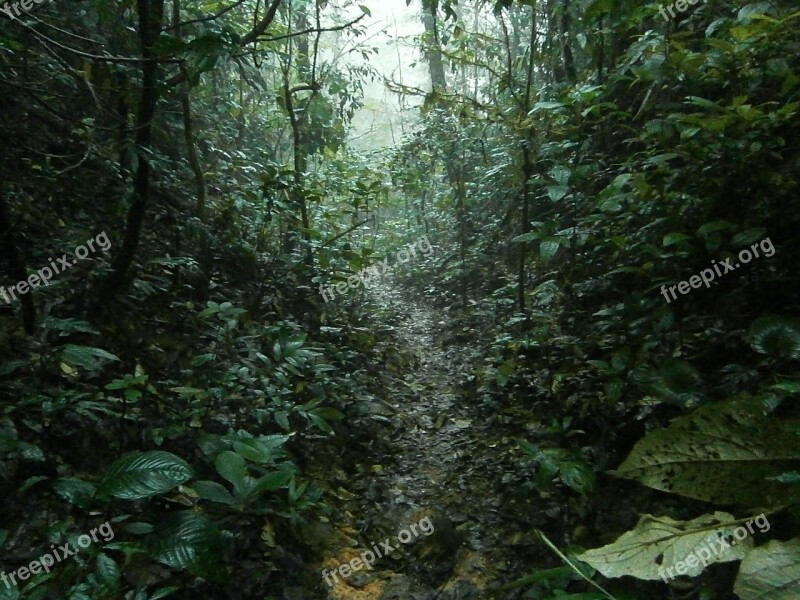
[
  {"xmin": 312, "ymin": 283, "xmax": 534, "ymax": 600},
  {"xmin": 2, "ymin": 2, "xmax": 797, "ymax": 598}
]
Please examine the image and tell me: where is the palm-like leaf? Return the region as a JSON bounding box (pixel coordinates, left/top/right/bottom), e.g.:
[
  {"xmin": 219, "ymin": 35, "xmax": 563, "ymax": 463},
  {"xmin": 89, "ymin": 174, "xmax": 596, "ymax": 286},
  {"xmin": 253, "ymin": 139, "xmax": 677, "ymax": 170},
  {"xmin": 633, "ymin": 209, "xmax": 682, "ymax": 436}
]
[{"xmin": 749, "ymin": 315, "xmax": 800, "ymax": 361}]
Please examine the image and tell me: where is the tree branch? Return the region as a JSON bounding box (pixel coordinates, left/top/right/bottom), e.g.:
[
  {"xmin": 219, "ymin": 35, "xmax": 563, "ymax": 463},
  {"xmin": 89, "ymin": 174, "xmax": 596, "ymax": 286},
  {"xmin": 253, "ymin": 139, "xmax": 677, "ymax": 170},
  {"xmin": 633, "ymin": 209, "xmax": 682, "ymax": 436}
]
[
  {"xmin": 318, "ymin": 219, "xmax": 372, "ymax": 250},
  {"xmin": 163, "ymin": 0, "xmax": 247, "ymax": 31},
  {"xmin": 240, "ymin": 0, "xmax": 283, "ymax": 46},
  {"xmin": 258, "ymin": 14, "xmax": 366, "ymax": 43},
  {"xmin": 17, "ymin": 18, "xmax": 181, "ymax": 64}
]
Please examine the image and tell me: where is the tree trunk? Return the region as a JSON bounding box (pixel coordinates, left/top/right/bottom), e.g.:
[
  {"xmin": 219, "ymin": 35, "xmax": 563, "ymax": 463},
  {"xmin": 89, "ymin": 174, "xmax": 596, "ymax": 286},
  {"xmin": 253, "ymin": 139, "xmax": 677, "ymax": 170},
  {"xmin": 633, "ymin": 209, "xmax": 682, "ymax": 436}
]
[
  {"xmin": 518, "ymin": 3, "xmax": 537, "ymax": 313},
  {"xmin": 0, "ymin": 189, "xmax": 35, "ymax": 333},
  {"xmin": 421, "ymin": 4, "xmax": 447, "ymax": 93},
  {"xmin": 100, "ymin": 0, "xmax": 165, "ymax": 296},
  {"xmin": 561, "ymin": 0, "xmax": 577, "ymax": 82}
]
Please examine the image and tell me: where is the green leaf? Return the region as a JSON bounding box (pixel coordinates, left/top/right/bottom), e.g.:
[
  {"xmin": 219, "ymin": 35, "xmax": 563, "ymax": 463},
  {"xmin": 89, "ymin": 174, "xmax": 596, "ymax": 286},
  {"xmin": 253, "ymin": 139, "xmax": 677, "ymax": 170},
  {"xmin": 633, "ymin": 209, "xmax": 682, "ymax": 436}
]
[
  {"xmin": 0, "ymin": 360, "xmax": 27, "ymax": 377},
  {"xmin": 150, "ymin": 511, "xmax": 225, "ymax": 581},
  {"xmin": 771, "ymin": 380, "xmax": 800, "ymax": 395},
  {"xmin": 308, "ymin": 412, "xmax": 334, "ymax": 434},
  {"xmin": 232, "ymin": 440, "xmax": 274, "ymax": 463},
  {"xmin": 310, "ymin": 406, "xmax": 343, "ymax": 421},
  {"xmin": 197, "ymin": 302, "xmax": 220, "ymax": 319},
  {"xmin": 663, "ymin": 232, "xmax": 692, "ymax": 247},
  {"xmin": 737, "ymin": 2, "xmax": 772, "ymax": 23},
  {"xmin": 767, "ymin": 471, "xmax": 800, "ymax": 484},
  {"xmin": 511, "ymin": 232, "xmax": 540, "ymax": 243},
  {"xmin": 150, "ymin": 588, "xmax": 180, "ymax": 600},
  {"xmin": 577, "ymin": 512, "xmax": 750, "ymax": 580},
  {"xmin": 19, "ymin": 475, "xmax": 48, "ymax": 493},
  {"xmin": 193, "ymin": 480, "xmax": 237, "ymax": 505},
  {"xmin": 731, "ymin": 228, "xmax": 767, "ymax": 247},
  {"xmin": 215, "ymin": 451, "xmax": 247, "ymax": 489},
  {"xmin": 170, "ymin": 386, "xmax": 205, "ymax": 397},
  {"xmin": 95, "ymin": 553, "xmax": 121, "ymax": 592},
  {"xmin": 60, "ymin": 345, "xmax": 120, "ymax": 370},
  {"xmin": 99, "ymin": 451, "xmax": 193, "ymax": 500},
  {"xmin": 634, "ymin": 358, "xmax": 703, "ymax": 407},
  {"xmin": 0, "ymin": 580, "xmax": 19, "ymax": 599},
  {"xmin": 41, "ymin": 317, "xmax": 100, "ymax": 335},
  {"xmin": 605, "ymin": 378, "xmax": 624, "ymax": 403},
  {"xmin": 252, "ymin": 470, "xmax": 293, "ymax": 494},
  {"xmin": 686, "ymin": 96, "xmax": 719, "ymax": 110},
  {"xmin": 734, "ymin": 538, "xmax": 800, "ymax": 599},
  {"xmin": 547, "ymin": 185, "xmax": 569, "ymax": 202},
  {"xmin": 749, "ymin": 315, "xmax": 800, "ymax": 360},
  {"xmin": 517, "ymin": 439, "xmax": 540, "ymax": 457},
  {"xmin": 615, "ymin": 396, "xmax": 800, "ymax": 506},
  {"xmin": 560, "ymin": 462, "xmax": 596, "ymax": 495},
  {"xmin": 54, "ymin": 477, "xmax": 97, "ymax": 507},
  {"xmin": 274, "ymin": 410, "xmax": 290, "ymax": 430},
  {"xmin": 259, "ymin": 434, "xmax": 292, "ymax": 449},
  {"xmin": 122, "ymin": 522, "xmax": 154, "ymax": 535},
  {"xmin": 539, "ymin": 237, "xmax": 562, "ymax": 262},
  {"xmin": 531, "ymin": 101, "xmax": 566, "ymax": 113},
  {"xmin": 696, "ymin": 220, "xmax": 735, "ymax": 236}
]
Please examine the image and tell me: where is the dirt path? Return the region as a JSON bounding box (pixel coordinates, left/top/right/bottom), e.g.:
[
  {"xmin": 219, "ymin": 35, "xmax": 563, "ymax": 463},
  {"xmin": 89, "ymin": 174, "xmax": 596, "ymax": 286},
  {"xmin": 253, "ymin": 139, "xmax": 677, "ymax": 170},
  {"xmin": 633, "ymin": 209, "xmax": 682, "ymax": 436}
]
[{"xmin": 312, "ymin": 284, "xmax": 534, "ymax": 600}]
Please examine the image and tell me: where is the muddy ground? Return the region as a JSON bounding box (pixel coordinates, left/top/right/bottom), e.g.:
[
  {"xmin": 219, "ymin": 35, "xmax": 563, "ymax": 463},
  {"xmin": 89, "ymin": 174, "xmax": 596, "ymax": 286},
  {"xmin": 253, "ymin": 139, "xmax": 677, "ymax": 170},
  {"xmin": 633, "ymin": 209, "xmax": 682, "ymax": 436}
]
[{"xmin": 290, "ymin": 284, "xmax": 557, "ymax": 600}]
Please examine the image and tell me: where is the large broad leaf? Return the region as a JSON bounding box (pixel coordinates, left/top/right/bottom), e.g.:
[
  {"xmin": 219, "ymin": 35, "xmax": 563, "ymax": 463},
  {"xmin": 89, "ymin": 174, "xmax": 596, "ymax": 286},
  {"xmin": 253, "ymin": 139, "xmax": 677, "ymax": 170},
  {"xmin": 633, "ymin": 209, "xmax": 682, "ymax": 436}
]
[
  {"xmin": 60, "ymin": 344, "xmax": 120, "ymax": 370},
  {"xmin": 42, "ymin": 317, "xmax": 100, "ymax": 335},
  {"xmin": 150, "ymin": 511, "xmax": 225, "ymax": 582},
  {"xmin": 511, "ymin": 232, "xmax": 540, "ymax": 244},
  {"xmin": 734, "ymin": 538, "xmax": 800, "ymax": 599},
  {"xmin": 54, "ymin": 477, "xmax": 97, "ymax": 508},
  {"xmin": 214, "ymin": 451, "xmax": 247, "ymax": 489},
  {"xmin": 192, "ymin": 480, "xmax": 237, "ymax": 505},
  {"xmin": 577, "ymin": 512, "xmax": 750, "ymax": 581},
  {"xmin": 253, "ymin": 469, "xmax": 293, "ymax": 494},
  {"xmin": 95, "ymin": 553, "xmax": 121, "ymax": 594},
  {"xmin": 539, "ymin": 237, "xmax": 562, "ymax": 262},
  {"xmin": 100, "ymin": 451, "xmax": 193, "ymax": 500},
  {"xmin": 547, "ymin": 185, "xmax": 569, "ymax": 202},
  {"xmin": 633, "ymin": 358, "xmax": 704, "ymax": 407},
  {"xmin": 232, "ymin": 439, "xmax": 276, "ymax": 464},
  {"xmin": 615, "ymin": 396, "xmax": 800, "ymax": 506},
  {"xmin": 731, "ymin": 228, "xmax": 767, "ymax": 248}
]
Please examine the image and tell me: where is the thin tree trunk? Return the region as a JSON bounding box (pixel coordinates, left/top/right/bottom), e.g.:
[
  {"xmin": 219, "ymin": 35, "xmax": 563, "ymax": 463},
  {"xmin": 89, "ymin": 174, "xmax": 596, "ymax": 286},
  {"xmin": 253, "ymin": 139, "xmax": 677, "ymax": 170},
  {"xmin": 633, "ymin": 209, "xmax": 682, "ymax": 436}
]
[
  {"xmin": 284, "ymin": 80, "xmax": 313, "ymax": 267},
  {"xmin": 561, "ymin": 0, "xmax": 577, "ymax": 82},
  {"xmin": 173, "ymin": 0, "xmax": 206, "ymax": 222},
  {"xmin": 518, "ymin": 3, "xmax": 537, "ymax": 313},
  {"xmin": 101, "ymin": 0, "xmax": 164, "ymax": 296},
  {"xmin": 0, "ymin": 189, "xmax": 35, "ymax": 333}
]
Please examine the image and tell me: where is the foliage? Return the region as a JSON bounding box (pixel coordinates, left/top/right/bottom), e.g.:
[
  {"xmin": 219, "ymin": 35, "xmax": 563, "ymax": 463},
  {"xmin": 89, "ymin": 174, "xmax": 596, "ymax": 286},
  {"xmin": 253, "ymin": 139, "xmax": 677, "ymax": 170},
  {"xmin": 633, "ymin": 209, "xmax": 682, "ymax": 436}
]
[{"xmin": 0, "ymin": 0, "xmax": 799, "ymax": 597}]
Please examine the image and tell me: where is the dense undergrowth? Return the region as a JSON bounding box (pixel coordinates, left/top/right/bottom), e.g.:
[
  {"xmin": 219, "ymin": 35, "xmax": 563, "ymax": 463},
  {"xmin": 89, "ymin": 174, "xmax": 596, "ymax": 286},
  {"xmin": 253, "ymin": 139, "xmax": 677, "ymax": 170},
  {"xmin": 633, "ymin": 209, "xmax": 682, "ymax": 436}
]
[{"xmin": 2, "ymin": 0, "xmax": 800, "ymax": 598}]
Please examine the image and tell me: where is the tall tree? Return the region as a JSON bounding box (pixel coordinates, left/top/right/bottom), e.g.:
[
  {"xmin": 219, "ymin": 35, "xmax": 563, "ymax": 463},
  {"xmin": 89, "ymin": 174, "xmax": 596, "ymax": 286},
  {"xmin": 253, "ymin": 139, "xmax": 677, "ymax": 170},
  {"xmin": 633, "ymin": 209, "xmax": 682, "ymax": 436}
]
[{"xmin": 101, "ymin": 0, "xmax": 165, "ymax": 296}]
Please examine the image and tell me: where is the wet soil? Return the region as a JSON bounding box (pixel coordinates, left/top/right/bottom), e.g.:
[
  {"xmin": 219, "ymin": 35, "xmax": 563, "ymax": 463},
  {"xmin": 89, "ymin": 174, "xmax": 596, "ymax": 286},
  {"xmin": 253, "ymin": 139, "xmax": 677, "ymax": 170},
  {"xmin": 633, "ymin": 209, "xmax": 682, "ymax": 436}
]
[{"xmin": 302, "ymin": 285, "xmax": 546, "ymax": 600}]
